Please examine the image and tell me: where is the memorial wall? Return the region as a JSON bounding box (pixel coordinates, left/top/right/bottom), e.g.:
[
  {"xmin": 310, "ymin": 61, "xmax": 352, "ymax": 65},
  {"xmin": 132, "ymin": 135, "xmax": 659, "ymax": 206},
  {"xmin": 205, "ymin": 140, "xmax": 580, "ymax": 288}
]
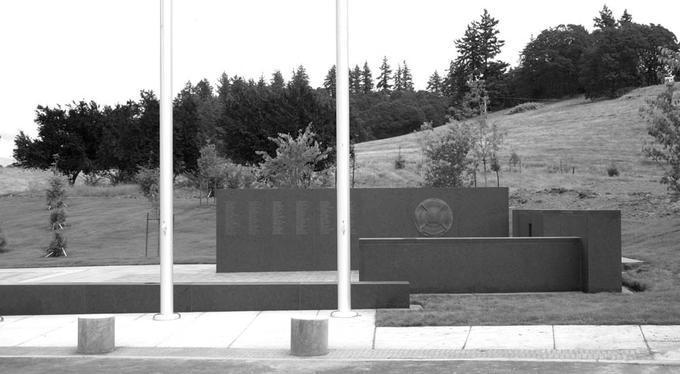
[{"xmin": 216, "ymin": 188, "xmax": 509, "ymax": 272}]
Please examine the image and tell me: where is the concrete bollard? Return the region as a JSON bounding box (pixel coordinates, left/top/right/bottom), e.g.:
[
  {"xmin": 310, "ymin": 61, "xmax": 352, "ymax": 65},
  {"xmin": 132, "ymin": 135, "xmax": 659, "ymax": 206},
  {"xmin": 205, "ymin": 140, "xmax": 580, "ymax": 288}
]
[
  {"xmin": 77, "ymin": 316, "xmax": 115, "ymax": 354},
  {"xmin": 290, "ymin": 317, "xmax": 329, "ymax": 356}
]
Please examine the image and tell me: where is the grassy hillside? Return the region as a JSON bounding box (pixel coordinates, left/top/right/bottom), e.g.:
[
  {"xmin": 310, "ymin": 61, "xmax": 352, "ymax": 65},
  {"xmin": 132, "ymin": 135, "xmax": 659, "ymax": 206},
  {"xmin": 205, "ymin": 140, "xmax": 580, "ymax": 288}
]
[{"xmin": 354, "ymin": 84, "xmax": 671, "ymax": 193}]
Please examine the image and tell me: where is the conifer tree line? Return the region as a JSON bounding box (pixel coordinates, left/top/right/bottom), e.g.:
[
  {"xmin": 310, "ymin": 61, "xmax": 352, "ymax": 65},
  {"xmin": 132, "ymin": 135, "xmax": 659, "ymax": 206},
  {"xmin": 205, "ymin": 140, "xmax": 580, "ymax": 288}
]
[{"xmin": 13, "ymin": 5, "xmax": 678, "ymax": 183}]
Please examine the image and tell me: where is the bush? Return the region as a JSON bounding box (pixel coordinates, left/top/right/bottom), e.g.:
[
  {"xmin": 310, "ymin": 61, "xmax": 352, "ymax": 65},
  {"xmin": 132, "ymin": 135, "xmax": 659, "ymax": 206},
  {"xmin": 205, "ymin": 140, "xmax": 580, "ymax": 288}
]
[
  {"xmin": 508, "ymin": 151, "xmax": 521, "ymax": 171},
  {"xmin": 394, "ymin": 147, "xmax": 406, "ymax": 169},
  {"xmin": 607, "ymin": 164, "xmax": 620, "ymax": 177},
  {"xmin": 0, "ymin": 225, "xmax": 7, "ymax": 251},
  {"xmin": 257, "ymin": 125, "xmax": 329, "ymax": 188},
  {"xmin": 507, "ymin": 102, "xmax": 544, "ymax": 115},
  {"xmin": 45, "ymin": 231, "xmax": 67, "ymax": 258},
  {"xmin": 641, "ymin": 76, "xmax": 680, "ymax": 192},
  {"xmin": 223, "ymin": 162, "xmax": 258, "ymax": 189},
  {"xmin": 422, "ymin": 123, "xmax": 474, "ymax": 187},
  {"xmin": 45, "ymin": 174, "xmax": 68, "ymax": 257},
  {"xmin": 135, "ymin": 166, "xmax": 160, "ymax": 205}
]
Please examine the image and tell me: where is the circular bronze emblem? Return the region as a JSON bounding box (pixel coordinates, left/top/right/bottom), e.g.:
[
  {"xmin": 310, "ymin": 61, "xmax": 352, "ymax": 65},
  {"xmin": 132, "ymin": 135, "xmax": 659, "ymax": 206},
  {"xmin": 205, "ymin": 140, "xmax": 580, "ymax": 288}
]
[{"xmin": 414, "ymin": 198, "xmax": 453, "ymax": 237}]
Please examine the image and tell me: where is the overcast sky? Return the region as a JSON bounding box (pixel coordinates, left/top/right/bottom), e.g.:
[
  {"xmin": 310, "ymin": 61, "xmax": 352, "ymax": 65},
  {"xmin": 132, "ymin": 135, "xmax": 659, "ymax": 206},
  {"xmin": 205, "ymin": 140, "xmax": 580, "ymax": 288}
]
[{"xmin": 1, "ymin": 0, "xmax": 679, "ymax": 164}]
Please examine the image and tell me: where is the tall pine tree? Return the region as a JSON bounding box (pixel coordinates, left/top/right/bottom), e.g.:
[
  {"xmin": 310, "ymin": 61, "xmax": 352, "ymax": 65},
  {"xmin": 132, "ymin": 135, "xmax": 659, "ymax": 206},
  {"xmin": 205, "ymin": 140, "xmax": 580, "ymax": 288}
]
[
  {"xmin": 402, "ymin": 61, "xmax": 414, "ymax": 91},
  {"xmin": 350, "ymin": 65, "xmax": 363, "ymax": 94},
  {"xmin": 376, "ymin": 56, "xmax": 393, "ymax": 93},
  {"xmin": 445, "ymin": 9, "xmax": 506, "ymax": 116},
  {"xmin": 361, "ymin": 61, "xmax": 374, "ymax": 93},
  {"xmin": 394, "ymin": 64, "xmax": 403, "ymax": 91},
  {"xmin": 217, "ymin": 72, "xmax": 231, "ymax": 104},
  {"xmin": 427, "ymin": 70, "xmax": 443, "ymax": 94},
  {"xmin": 323, "ymin": 65, "xmax": 336, "ymax": 98},
  {"xmin": 594, "ymin": 5, "xmax": 617, "ymax": 29},
  {"xmin": 271, "ymin": 70, "xmax": 285, "ymax": 92},
  {"xmin": 619, "ymin": 9, "xmax": 633, "ymax": 25}
]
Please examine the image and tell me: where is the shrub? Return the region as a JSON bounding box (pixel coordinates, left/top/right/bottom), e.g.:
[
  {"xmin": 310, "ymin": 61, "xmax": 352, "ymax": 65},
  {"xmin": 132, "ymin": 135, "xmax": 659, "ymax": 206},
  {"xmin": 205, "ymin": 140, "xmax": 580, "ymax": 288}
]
[
  {"xmin": 507, "ymin": 102, "xmax": 544, "ymax": 115},
  {"xmin": 257, "ymin": 125, "xmax": 329, "ymax": 188},
  {"xmin": 508, "ymin": 151, "xmax": 521, "ymax": 172},
  {"xmin": 422, "ymin": 123, "xmax": 474, "ymax": 187},
  {"xmin": 394, "ymin": 147, "xmax": 406, "ymax": 169},
  {"xmin": 641, "ymin": 74, "xmax": 680, "ymax": 191},
  {"xmin": 135, "ymin": 166, "xmax": 160, "ymax": 205},
  {"xmin": 45, "ymin": 174, "xmax": 68, "ymax": 257},
  {"xmin": 0, "ymin": 225, "xmax": 7, "ymax": 251},
  {"xmin": 45, "ymin": 232, "xmax": 67, "ymax": 258},
  {"xmin": 223, "ymin": 162, "xmax": 258, "ymax": 189},
  {"xmin": 607, "ymin": 164, "xmax": 620, "ymax": 177}
]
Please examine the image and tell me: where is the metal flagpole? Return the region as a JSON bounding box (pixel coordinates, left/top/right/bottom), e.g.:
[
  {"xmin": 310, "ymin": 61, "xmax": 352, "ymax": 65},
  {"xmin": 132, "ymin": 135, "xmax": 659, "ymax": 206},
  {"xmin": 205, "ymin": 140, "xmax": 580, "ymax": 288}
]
[
  {"xmin": 332, "ymin": 0, "xmax": 357, "ymax": 318},
  {"xmin": 154, "ymin": 0, "xmax": 179, "ymax": 321}
]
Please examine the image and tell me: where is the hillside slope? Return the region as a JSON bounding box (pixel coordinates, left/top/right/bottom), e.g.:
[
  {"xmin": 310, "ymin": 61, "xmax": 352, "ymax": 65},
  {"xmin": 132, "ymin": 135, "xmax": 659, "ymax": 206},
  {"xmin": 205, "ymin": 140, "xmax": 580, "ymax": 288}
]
[{"xmin": 353, "ymin": 84, "xmax": 670, "ymax": 192}]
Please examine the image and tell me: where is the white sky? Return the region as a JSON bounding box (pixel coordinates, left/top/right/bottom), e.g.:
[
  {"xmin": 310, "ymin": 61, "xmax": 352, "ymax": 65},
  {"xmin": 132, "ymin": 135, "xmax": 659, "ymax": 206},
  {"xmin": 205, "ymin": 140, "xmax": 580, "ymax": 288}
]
[{"xmin": 0, "ymin": 0, "xmax": 679, "ymax": 163}]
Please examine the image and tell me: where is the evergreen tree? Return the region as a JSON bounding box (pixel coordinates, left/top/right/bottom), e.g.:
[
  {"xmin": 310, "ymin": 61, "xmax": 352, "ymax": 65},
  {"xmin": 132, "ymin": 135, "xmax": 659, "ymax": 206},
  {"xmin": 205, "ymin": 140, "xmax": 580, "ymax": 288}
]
[
  {"xmin": 445, "ymin": 9, "xmax": 506, "ymax": 116},
  {"xmin": 361, "ymin": 61, "xmax": 374, "ymax": 93},
  {"xmin": 350, "ymin": 65, "xmax": 363, "ymax": 94},
  {"xmin": 194, "ymin": 79, "xmax": 213, "ymax": 100},
  {"xmin": 427, "ymin": 70, "xmax": 443, "ymax": 94},
  {"xmin": 394, "ymin": 64, "xmax": 403, "ymax": 91},
  {"xmin": 217, "ymin": 72, "xmax": 231, "ymax": 103},
  {"xmin": 402, "ymin": 61, "xmax": 414, "ymax": 91},
  {"xmin": 271, "ymin": 70, "xmax": 285, "ymax": 92},
  {"xmin": 323, "ymin": 65, "xmax": 336, "ymax": 98},
  {"xmin": 454, "ymin": 9, "xmax": 505, "ymax": 81},
  {"xmin": 288, "ymin": 66, "xmax": 310, "ymax": 90},
  {"xmin": 594, "ymin": 5, "xmax": 617, "ymax": 29},
  {"xmin": 376, "ymin": 56, "xmax": 393, "ymax": 93},
  {"xmin": 257, "ymin": 75, "xmax": 267, "ymax": 89},
  {"xmin": 619, "ymin": 9, "xmax": 633, "ymax": 25}
]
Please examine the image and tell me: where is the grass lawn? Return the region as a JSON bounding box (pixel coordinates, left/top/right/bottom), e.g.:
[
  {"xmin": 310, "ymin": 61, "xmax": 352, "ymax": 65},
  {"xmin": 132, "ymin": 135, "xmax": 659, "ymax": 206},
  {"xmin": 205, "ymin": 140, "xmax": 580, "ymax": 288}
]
[
  {"xmin": 377, "ymin": 292, "xmax": 680, "ymax": 326},
  {"xmin": 0, "ymin": 186, "xmax": 216, "ymax": 268}
]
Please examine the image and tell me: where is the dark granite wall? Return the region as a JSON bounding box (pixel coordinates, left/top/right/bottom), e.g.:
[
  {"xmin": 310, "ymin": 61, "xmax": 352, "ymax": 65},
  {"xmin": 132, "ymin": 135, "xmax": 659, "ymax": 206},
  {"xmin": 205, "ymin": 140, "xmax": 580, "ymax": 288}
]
[
  {"xmin": 0, "ymin": 282, "xmax": 410, "ymax": 315},
  {"xmin": 216, "ymin": 188, "xmax": 508, "ymax": 272},
  {"xmin": 359, "ymin": 237, "xmax": 583, "ymax": 293},
  {"xmin": 512, "ymin": 210, "xmax": 621, "ymax": 292}
]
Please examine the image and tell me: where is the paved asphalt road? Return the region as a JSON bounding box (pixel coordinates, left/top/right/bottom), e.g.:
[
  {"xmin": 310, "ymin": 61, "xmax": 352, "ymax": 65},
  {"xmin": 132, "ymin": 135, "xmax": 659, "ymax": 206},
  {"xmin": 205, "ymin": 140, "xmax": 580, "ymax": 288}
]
[{"xmin": 1, "ymin": 357, "xmax": 678, "ymax": 374}]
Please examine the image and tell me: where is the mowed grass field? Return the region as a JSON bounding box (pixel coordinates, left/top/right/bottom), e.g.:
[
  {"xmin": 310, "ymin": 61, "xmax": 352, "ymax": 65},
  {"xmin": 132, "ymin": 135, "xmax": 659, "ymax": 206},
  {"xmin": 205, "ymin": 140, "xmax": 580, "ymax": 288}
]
[
  {"xmin": 0, "ymin": 172, "xmax": 216, "ymax": 267},
  {"xmin": 1, "ymin": 84, "xmax": 679, "ymax": 325}
]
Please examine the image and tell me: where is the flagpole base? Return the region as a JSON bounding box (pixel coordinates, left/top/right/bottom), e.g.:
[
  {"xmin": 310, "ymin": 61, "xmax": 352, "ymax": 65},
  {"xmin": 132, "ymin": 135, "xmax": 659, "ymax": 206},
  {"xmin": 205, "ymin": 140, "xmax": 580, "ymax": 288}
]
[
  {"xmin": 331, "ymin": 310, "xmax": 358, "ymax": 318},
  {"xmin": 153, "ymin": 313, "xmax": 181, "ymax": 321}
]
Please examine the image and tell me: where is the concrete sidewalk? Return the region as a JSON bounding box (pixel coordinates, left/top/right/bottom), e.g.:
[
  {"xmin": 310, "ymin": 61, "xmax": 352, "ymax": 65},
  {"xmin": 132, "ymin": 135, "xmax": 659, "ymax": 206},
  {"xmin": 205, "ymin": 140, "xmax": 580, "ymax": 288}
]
[{"xmin": 2, "ymin": 310, "xmax": 680, "ymax": 363}]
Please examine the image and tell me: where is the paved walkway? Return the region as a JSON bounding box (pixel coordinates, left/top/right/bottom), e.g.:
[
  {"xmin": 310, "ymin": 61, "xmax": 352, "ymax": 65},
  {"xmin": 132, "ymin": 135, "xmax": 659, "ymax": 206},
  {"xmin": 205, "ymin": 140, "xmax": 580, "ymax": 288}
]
[
  {"xmin": 2, "ymin": 310, "xmax": 680, "ymax": 363},
  {"xmin": 0, "ymin": 265, "xmax": 359, "ymax": 284},
  {"xmin": 1, "ymin": 265, "xmax": 679, "ymax": 364}
]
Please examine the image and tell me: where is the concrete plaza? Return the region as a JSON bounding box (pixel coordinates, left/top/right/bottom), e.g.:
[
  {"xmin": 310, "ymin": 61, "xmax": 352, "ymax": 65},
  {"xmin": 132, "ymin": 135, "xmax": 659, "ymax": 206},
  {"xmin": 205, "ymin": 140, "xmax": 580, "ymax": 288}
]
[
  {"xmin": 1, "ymin": 310, "xmax": 680, "ymax": 363},
  {"xmin": 0, "ymin": 265, "xmax": 679, "ymax": 364}
]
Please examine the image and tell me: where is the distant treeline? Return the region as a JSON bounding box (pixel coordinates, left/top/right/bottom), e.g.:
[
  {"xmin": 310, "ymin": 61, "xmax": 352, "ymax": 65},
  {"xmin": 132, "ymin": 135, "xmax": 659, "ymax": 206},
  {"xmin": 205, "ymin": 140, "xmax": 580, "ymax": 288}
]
[{"xmin": 13, "ymin": 5, "xmax": 679, "ymax": 183}]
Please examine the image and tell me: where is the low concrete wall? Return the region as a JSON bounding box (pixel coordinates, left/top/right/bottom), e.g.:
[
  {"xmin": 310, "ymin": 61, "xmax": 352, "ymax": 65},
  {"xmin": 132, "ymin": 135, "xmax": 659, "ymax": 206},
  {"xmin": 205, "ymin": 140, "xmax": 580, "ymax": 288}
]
[
  {"xmin": 359, "ymin": 237, "xmax": 583, "ymax": 293},
  {"xmin": 0, "ymin": 282, "xmax": 410, "ymax": 315},
  {"xmin": 217, "ymin": 188, "xmax": 508, "ymax": 272},
  {"xmin": 512, "ymin": 210, "xmax": 621, "ymax": 292}
]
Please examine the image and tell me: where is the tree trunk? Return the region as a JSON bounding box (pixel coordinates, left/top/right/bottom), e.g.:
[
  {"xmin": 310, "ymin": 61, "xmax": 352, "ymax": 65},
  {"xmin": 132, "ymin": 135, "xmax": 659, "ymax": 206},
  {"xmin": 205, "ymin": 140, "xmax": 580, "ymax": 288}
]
[
  {"xmin": 482, "ymin": 159, "xmax": 487, "ymax": 187},
  {"xmin": 68, "ymin": 171, "xmax": 80, "ymax": 186}
]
